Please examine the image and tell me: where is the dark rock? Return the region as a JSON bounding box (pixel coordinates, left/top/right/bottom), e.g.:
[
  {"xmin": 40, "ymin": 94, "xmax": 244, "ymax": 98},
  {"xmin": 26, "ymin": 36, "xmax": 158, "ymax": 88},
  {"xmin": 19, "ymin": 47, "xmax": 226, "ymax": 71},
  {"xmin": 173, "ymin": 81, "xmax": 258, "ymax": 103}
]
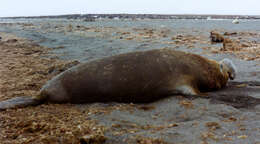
[
  {"xmin": 80, "ymin": 134, "xmax": 107, "ymax": 144},
  {"xmin": 83, "ymin": 17, "xmax": 95, "ymax": 22},
  {"xmin": 210, "ymin": 31, "xmax": 224, "ymax": 43},
  {"xmin": 224, "ymin": 32, "xmax": 238, "ymax": 36},
  {"xmin": 6, "ymin": 39, "xmax": 18, "ymax": 43},
  {"xmin": 221, "ymin": 38, "xmax": 241, "ymax": 51}
]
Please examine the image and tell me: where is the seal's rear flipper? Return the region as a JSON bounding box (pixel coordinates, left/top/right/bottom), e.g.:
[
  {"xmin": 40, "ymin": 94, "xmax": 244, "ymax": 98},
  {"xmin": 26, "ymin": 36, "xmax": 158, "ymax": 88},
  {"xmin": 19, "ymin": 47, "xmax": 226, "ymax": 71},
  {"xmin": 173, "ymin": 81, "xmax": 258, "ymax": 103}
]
[{"xmin": 0, "ymin": 96, "xmax": 42, "ymax": 111}]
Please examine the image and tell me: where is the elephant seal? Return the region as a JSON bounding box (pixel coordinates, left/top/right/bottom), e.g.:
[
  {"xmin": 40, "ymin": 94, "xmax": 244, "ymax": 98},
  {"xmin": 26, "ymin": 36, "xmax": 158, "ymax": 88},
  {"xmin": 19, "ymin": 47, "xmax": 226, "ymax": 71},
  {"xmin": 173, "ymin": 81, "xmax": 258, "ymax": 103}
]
[{"xmin": 0, "ymin": 49, "xmax": 236, "ymax": 110}]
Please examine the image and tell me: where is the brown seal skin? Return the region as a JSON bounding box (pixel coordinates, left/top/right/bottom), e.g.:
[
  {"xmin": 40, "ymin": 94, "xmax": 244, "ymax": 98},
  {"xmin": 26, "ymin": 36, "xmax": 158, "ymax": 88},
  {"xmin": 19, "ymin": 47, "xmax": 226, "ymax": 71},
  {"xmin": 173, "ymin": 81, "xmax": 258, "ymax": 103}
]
[
  {"xmin": 0, "ymin": 49, "xmax": 230, "ymax": 110},
  {"xmin": 39, "ymin": 49, "xmax": 228, "ymax": 103}
]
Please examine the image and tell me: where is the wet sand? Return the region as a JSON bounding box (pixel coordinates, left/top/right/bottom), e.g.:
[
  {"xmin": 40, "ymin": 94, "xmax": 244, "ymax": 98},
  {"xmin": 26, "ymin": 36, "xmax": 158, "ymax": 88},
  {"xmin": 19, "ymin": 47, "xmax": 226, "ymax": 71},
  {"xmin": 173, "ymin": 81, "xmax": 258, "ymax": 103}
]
[{"xmin": 0, "ymin": 19, "xmax": 260, "ymax": 144}]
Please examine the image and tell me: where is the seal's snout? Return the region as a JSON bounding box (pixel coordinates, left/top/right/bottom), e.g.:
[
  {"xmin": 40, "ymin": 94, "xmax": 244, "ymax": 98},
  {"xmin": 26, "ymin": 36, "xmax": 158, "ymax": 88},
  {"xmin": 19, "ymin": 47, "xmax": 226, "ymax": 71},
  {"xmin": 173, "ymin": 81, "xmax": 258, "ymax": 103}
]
[
  {"xmin": 229, "ymin": 72, "xmax": 235, "ymax": 80},
  {"xmin": 220, "ymin": 58, "xmax": 237, "ymax": 80}
]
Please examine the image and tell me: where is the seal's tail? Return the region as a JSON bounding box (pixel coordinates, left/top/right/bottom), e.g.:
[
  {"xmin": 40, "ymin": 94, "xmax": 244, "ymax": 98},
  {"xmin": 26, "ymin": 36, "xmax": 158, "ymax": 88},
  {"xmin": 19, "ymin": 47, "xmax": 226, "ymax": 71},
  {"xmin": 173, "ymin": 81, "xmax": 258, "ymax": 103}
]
[{"xmin": 0, "ymin": 96, "xmax": 43, "ymax": 111}]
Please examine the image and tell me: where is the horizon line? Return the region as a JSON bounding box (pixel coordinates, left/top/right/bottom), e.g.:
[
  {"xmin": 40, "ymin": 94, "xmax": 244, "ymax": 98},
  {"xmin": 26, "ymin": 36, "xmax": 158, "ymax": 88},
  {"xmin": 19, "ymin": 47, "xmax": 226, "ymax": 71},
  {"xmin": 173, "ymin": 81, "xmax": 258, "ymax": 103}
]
[{"xmin": 1, "ymin": 13, "xmax": 260, "ymax": 18}]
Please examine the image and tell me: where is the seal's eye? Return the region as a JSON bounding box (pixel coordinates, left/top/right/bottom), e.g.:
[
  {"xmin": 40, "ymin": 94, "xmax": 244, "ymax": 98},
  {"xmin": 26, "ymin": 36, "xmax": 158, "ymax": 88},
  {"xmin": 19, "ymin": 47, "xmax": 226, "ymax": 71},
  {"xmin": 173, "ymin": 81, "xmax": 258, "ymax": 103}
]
[
  {"xmin": 220, "ymin": 64, "xmax": 223, "ymax": 69},
  {"xmin": 220, "ymin": 64, "xmax": 224, "ymax": 74}
]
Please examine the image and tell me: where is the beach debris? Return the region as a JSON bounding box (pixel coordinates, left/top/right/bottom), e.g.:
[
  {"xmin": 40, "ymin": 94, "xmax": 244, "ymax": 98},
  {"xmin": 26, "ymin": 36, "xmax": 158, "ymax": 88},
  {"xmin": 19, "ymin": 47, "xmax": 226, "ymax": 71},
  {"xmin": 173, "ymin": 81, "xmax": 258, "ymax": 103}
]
[
  {"xmin": 221, "ymin": 38, "xmax": 240, "ymax": 51},
  {"xmin": 168, "ymin": 123, "xmax": 179, "ymax": 128},
  {"xmin": 52, "ymin": 45, "xmax": 65, "ymax": 49},
  {"xmin": 237, "ymin": 135, "xmax": 248, "ymax": 139},
  {"xmin": 171, "ymin": 34, "xmax": 183, "ymax": 40},
  {"xmin": 235, "ymin": 83, "xmax": 248, "ymax": 88},
  {"xmin": 179, "ymin": 100, "xmax": 194, "ymax": 108},
  {"xmin": 223, "ymin": 117, "xmax": 237, "ymax": 122},
  {"xmin": 205, "ymin": 122, "xmax": 221, "ymax": 130},
  {"xmin": 83, "ymin": 17, "xmax": 95, "ymax": 22},
  {"xmin": 207, "ymin": 30, "xmax": 260, "ymax": 60},
  {"xmin": 134, "ymin": 136, "xmax": 168, "ymax": 144},
  {"xmin": 137, "ymin": 105, "xmax": 155, "ymax": 111},
  {"xmin": 232, "ymin": 18, "xmax": 239, "ymax": 24},
  {"xmin": 224, "ymin": 32, "xmax": 238, "ymax": 36},
  {"xmin": 6, "ymin": 39, "xmax": 18, "ymax": 43},
  {"xmin": 80, "ymin": 133, "xmax": 107, "ymax": 144},
  {"xmin": 201, "ymin": 131, "xmax": 219, "ymax": 141},
  {"xmin": 66, "ymin": 24, "xmax": 73, "ymax": 32},
  {"xmin": 210, "ymin": 31, "xmax": 224, "ymax": 43}
]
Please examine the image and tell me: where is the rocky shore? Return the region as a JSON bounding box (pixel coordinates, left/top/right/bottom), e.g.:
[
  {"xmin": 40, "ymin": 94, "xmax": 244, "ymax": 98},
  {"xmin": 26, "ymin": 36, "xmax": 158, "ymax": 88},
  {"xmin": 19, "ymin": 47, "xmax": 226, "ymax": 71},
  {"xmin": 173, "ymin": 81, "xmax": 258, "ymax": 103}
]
[{"xmin": 0, "ymin": 18, "xmax": 260, "ymax": 144}]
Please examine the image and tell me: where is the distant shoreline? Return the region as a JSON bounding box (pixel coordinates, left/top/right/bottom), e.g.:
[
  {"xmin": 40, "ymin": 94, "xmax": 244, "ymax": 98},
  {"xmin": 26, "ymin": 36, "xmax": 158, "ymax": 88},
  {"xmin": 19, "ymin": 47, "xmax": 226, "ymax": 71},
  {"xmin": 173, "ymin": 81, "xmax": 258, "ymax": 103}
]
[{"xmin": 1, "ymin": 14, "xmax": 260, "ymax": 20}]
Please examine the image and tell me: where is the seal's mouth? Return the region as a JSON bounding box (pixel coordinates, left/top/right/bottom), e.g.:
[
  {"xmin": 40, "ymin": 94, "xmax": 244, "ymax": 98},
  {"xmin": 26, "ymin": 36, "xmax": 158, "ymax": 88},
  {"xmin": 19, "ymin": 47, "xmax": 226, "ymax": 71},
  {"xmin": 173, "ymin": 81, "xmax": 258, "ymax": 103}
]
[{"xmin": 228, "ymin": 72, "xmax": 234, "ymax": 80}]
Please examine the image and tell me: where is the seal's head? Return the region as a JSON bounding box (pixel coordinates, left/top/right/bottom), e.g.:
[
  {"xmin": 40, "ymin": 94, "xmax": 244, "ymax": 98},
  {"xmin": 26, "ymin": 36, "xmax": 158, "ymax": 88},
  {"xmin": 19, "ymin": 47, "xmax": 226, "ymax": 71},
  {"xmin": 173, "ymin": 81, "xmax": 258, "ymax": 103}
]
[{"xmin": 219, "ymin": 58, "xmax": 237, "ymax": 80}]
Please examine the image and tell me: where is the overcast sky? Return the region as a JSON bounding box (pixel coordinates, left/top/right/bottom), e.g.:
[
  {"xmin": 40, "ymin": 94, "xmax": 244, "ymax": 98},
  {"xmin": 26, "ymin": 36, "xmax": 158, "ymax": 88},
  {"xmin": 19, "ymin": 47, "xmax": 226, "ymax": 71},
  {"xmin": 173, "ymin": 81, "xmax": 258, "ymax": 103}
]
[{"xmin": 1, "ymin": 0, "xmax": 260, "ymax": 17}]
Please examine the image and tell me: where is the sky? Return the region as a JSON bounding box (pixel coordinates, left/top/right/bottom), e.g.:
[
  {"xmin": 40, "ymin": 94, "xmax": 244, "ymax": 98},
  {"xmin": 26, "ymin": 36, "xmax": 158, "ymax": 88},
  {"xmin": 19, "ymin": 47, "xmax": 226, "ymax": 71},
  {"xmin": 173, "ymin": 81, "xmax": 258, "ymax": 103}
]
[{"xmin": 1, "ymin": 0, "xmax": 260, "ymax": 17}]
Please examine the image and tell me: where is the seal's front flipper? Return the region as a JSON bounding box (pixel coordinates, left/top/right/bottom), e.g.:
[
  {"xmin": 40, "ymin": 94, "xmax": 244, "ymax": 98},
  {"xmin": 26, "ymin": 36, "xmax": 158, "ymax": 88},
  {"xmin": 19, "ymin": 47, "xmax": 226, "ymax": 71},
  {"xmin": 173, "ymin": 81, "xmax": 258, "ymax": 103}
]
[
  {"xmin": 174, "ymin": 85, "xmax": 197, "ymax": 95},
  {"xmin": 0, "ymin": 96, "xmax": 42, "ymax": 111},
  {"xmin": 172, "ymin": 84, "xmax": 209, "ymax": 98}
]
